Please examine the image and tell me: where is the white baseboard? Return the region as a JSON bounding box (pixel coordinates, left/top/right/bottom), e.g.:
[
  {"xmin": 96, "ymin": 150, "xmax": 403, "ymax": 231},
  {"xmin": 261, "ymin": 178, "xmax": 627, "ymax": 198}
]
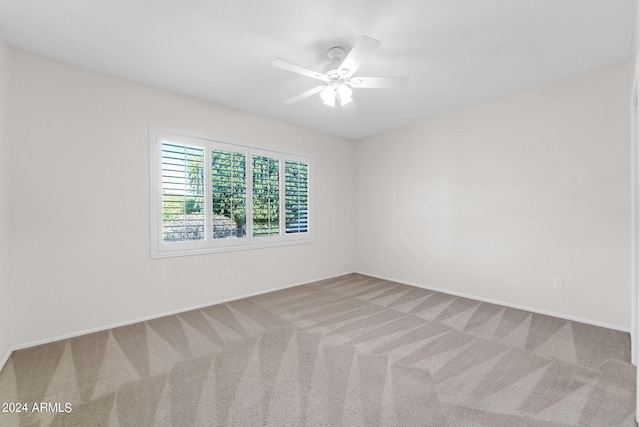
[
  {"xmin": 0, "ymin": 270, "xmax": 354, "ymax": 373},
  {"xmin": 1, "ymin": 268, "xmax": 629, "ymax": 375},
  {"xmin": 355, "ymin": 271, "xmax": 631, "ymax": 333},
  {"xmin": 0, "ymin": 345, "xmax": 11, "ymax": 374}
]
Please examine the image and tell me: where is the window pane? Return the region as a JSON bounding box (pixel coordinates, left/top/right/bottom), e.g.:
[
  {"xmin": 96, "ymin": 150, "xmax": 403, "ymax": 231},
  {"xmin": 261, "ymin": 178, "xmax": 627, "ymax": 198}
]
[
  {"xmin": 161, "ymin": 142, "xmax": 205, "ymax": 242},
  {"xmin": 212, "ymin": 149, "xmax": 247, "ymax": 239},
  {"xmin": 252, "ymin": 155, "xmax": 280, "ymax": 236},
  {"xmin": 285, "ymin": 161, "xmax": 309, "ymax": 233}
]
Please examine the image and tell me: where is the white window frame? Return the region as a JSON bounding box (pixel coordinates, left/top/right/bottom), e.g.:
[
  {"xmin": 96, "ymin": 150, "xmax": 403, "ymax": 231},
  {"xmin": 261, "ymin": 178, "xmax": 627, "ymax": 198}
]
[{"xmin": 150, "ymin": 127, "xmax": 313, "ymax": 258}]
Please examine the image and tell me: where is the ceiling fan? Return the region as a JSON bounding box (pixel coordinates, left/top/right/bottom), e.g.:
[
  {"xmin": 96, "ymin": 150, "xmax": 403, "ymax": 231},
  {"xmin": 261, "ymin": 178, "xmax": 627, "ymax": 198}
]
[{"xmin": 270, "ymin": 35, "xmax": 408, "ymax": 108}]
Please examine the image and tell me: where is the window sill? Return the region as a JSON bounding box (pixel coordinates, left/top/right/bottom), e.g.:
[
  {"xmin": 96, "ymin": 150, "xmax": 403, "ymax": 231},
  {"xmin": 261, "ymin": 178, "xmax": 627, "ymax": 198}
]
[{"xmin": 150, "ymin": 236, "xmax": 314, "ymax": 259}]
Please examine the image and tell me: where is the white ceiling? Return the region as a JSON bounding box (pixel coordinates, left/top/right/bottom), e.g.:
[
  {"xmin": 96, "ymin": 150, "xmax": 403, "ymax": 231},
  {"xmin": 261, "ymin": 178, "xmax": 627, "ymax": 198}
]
[{"xmin": 0, "ymin": 0, "xmax": 634, "ymax": 140}]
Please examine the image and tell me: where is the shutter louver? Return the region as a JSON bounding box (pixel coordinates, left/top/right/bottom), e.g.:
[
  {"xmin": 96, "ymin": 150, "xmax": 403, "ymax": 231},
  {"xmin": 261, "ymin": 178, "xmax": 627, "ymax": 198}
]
[
  {"xmin": 161, "ymin": 142, "xmax": 205, "ymax": 242},
  {"xmin": 285, "ymin": 160, "xmax": 309, "ymax": 234},
  {"xmin": 252, "ymin": 155, "xmax": 280, "ymax": 236},
  {"xmin": 211, "ymin": 149, "xmax": 247, "ymax": 239}
]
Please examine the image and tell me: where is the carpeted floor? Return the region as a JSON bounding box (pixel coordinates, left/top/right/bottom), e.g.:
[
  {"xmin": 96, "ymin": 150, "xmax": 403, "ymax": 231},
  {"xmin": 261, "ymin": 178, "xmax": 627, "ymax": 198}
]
[{"xmin": 0, "ymin": 273, "xmax": 636, "ymax": 426}]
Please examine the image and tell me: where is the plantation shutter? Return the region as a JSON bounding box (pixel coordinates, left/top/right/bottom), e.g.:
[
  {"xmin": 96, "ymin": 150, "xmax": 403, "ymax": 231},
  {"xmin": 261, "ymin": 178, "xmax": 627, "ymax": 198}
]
[
  {"xmin": 161, "ymin": 142, "xmax": 205, "ymax": 242},
  {"xmin": 285, "ymin": 160, "xmax": 309, "ymax": 233},
  {"xmin": 252, "ymin": 155, "xmax": 280, "ymax": 237},
  {"xmin": 211, "ymin": 149, "xmax": 247, "ymax": 239},
  {"xmin": 152, "ymin": 129, "xmax": 312, "ymax": 257}
]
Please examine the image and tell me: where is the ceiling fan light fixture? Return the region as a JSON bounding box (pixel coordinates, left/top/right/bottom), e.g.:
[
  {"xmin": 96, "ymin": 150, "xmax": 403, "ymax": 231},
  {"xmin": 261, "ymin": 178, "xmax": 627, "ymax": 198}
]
[
  {"xmin": 320, "ymin": 86, "xmax": 336, "ymax": 107},
  {"xmin": 338, "ymin": 84, "xmax": 353, "ymax": 106}
]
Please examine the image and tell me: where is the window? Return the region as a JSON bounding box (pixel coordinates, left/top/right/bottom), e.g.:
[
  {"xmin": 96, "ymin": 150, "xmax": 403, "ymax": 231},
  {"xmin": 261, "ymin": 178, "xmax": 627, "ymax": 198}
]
[
  {"xmin": 285, "ymin": 160, "xmax": 309, "ymax": 234},
  {"xmin": 151, "ymin": 130, "xmax": 312, "ymax": 257},
  {"xmin": 252, "ymin": 154, "xmax": 280, "ymax": 237},
  {"xmin": 211, "ymin": 148, "xmax": 247, "ymax": 240},
  {"xmin": 161, "ymin": 141, "xmax": 205, "ymax": 243}
]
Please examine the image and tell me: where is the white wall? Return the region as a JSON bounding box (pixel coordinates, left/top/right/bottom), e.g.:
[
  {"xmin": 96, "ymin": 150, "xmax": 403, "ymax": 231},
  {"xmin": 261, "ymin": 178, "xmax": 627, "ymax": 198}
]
[
  {"xmin": 0, "ymin": 35, "xmax": 10, "ymax": 360},
  {"xmin": 7, "ymin": 50, "xmax": 355, "ymax": 346},
  {"xmin": 355, "ymin": 60, "xmax": 632, "ymax": 329},
  {"xmin": 635, "ymin": 0, "xmax": 640, "ymax": 58}
]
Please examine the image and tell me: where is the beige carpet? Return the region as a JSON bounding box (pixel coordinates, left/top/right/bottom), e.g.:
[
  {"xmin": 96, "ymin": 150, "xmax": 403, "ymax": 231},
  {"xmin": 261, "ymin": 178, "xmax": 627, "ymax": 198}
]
[{"xmin": 0, "ymin": 273, "xmax": 635, "ymax": 426}]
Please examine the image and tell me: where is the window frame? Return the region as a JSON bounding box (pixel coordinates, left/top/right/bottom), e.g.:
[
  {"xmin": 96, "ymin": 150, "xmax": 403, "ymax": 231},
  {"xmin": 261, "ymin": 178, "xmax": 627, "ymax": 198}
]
[{"xmin": 150, "ymin": 127, "xmax": 313, "ymax": 258}]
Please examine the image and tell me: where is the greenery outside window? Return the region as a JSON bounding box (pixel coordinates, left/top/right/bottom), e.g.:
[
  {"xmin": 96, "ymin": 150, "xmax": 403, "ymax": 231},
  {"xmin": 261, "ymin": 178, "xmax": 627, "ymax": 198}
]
[{"xmin": 151, "ymin": 129, "xmax": 311, "ymax": 257}]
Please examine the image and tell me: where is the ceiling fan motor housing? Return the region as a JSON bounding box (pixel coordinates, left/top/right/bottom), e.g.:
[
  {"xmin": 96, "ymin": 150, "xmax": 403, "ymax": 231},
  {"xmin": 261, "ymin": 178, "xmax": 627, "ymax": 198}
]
[
  {"xmin": 323, "ymin": 46, "xmax": 351, "ymax": 79},
  {"xmin": 322, "ymin": 47, "xmax": 349, "ymax": 82},
  {"xmin": 327, "ymin": 46, "xmax": 345, "ymax": 63}
]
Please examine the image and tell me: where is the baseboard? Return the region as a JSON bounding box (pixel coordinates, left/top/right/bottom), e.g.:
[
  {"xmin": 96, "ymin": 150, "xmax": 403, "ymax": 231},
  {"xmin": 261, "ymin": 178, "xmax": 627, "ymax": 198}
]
[
  {"xmin": 0, "ymin": 345, "xmax": 11, "ymax": 374},
  {"xmin": 356, "ymin": 271, "xmax": 631, "ymax": 333},
  {"xmin": 0, "ymin": 270, "xmax": 354, "ymax": 373},
  {"xmin": 1, "ymin": 268, "xmax": 629, "ymax": 375}
]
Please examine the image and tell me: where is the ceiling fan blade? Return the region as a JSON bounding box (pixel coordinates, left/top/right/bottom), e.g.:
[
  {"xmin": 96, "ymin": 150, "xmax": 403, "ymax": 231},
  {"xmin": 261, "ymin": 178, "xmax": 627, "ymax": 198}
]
[
  {"xmin": 283, "ymin": 85, "xmax": 327, "ymax": 104},
  {"xmin": 339, "ymin": 35, "xmax": 381, "ymax": 77},
  {"xmin": 270, "ymin": 59, "xmax": 329, "ymax": 82},
  {"xmin": 349, "ymin": 76, "xmax": 408, "ymax": 90}
]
